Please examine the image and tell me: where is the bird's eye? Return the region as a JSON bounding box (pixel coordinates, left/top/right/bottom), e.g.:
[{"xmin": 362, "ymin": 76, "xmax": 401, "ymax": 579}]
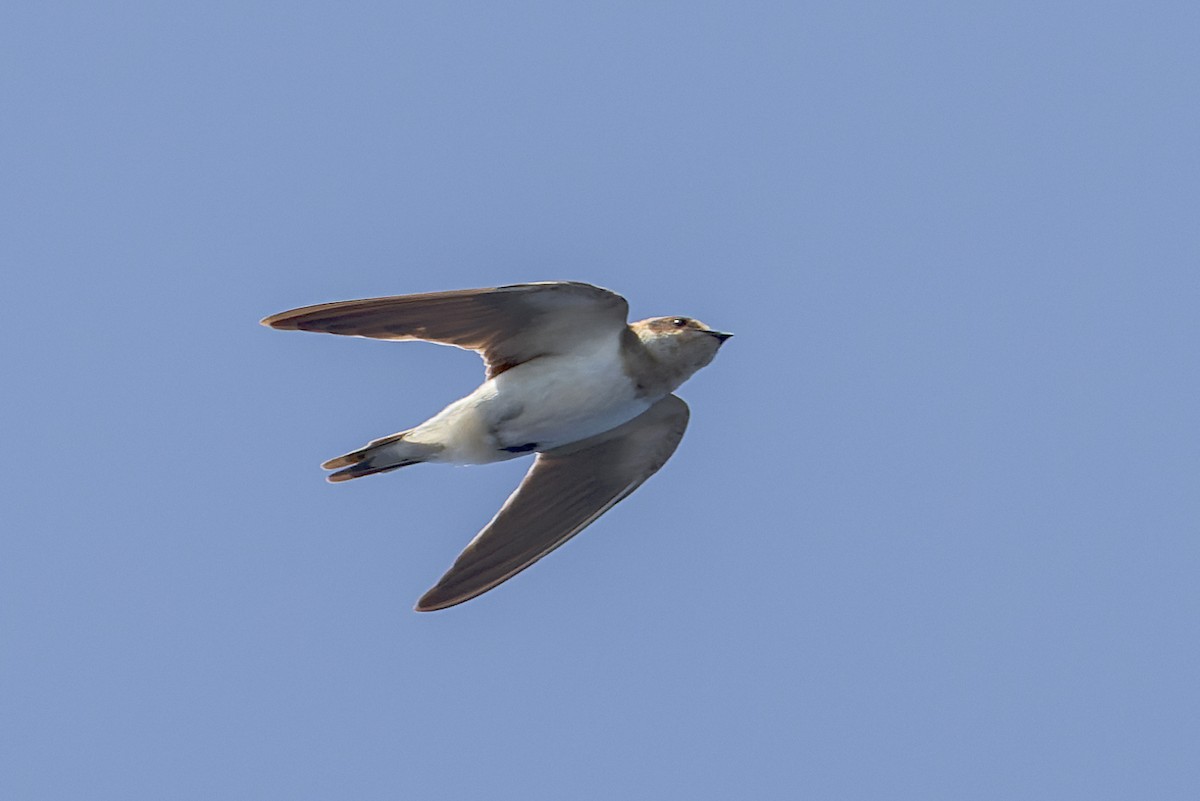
[{"xmin": 671, "ymin": 317, "xmax": 688, "ymax": 327}]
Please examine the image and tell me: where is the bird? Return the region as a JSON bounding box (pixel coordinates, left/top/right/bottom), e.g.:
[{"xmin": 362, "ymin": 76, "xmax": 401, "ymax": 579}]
[{"xmin": 261, "ymin": 281, "xmax": 732, "ymax": 611}]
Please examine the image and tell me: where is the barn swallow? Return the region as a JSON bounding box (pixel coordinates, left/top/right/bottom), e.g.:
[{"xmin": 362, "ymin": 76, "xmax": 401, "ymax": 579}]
[{"xmin": 261, "ymin": 281, "xmax": 731, "ymax": 611}]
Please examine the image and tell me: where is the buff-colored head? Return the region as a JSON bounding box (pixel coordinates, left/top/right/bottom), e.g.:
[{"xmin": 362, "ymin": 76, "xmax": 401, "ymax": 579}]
[{"xmin": 630, "ymin": 316, "xmax": 733, "ymax": 386}]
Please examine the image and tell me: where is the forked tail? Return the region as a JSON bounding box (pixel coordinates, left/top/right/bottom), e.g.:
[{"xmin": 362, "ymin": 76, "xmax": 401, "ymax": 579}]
[{"xmin": 321, "ymin": 431, "xmax": 440, "ymax": 483}]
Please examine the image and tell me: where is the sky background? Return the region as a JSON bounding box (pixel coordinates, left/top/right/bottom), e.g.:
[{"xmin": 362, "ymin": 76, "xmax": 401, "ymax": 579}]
[{"xmin": 3, "ymin": 2, "xmax": 1198, "ymax": 799}]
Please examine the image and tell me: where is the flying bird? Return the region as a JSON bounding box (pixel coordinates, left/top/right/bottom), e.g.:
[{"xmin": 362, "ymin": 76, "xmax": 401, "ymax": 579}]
[{"xmin": 261, "ymin": 281, "xmax": 731, "ymax": 611}]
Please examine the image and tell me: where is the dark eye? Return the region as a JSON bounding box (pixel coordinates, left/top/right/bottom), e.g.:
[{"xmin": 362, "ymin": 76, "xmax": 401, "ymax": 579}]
[{"xmin": 671, "ymin": 317, "xmax": 688, "ymax": 328}]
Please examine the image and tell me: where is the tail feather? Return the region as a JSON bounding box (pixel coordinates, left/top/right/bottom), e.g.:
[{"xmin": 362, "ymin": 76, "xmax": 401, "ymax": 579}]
[
  {"xmin": 327, "ymin": 459, "xmax": 418, "ymax": 483},
  {"xmin": 321, "ymin": 431, "xmax": 410, "ymax": 470},
  {"xmin": 321, "ymin": 430, "xmax": 440, "ymax": 483}
]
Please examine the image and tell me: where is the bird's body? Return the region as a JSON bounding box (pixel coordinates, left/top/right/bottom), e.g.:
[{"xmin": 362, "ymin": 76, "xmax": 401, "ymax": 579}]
[
  {"xmin": 410, "ymin": 332, "xmax": 652, "ymax": 464},
  {"xmin": 262, "ymin": 281, "xmax": 730, "ymax": 610}
]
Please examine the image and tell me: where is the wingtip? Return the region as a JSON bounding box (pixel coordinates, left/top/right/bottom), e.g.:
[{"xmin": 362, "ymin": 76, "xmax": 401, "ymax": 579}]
[
  {"xmin": 413, "ymin": 596, "xmax": 443, "ymax": 613},
  {"xmin": 260, "ymin": 307, "xmax": 313, "ymax": 329},
  {"xmin": 260, "ymin": 312, "xmax": 294, "ymax": 329},
  {"xmin": 413, "ymin": 588, "xmax": 466, "ymax": 612}
]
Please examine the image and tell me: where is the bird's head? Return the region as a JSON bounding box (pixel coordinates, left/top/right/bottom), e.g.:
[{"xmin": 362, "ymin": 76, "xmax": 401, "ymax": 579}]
[{"xmin": 631, "ymin": 316, "xmax": 733, "ymax": 381}]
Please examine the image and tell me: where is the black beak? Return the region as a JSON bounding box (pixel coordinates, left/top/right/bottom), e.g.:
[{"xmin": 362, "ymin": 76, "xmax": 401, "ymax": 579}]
[{"xmin": 707, "ymin": 330, "xmax": 734, "ymax": 343}]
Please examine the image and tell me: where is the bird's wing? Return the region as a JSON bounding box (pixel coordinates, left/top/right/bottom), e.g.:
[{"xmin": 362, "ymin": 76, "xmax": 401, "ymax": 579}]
[
  {"xmin": 416, "ymin": 394, "xmax": 691, "ymax": 611},
  {"xmin": 260, "ymin": 281, "xmax": 629, "ymax": 378}
]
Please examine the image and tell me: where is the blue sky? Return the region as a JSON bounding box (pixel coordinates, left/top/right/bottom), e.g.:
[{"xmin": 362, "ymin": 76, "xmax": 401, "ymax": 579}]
[{"xmin": 3, "ymin": 2, "xmax": 1198, "ymax": 799}]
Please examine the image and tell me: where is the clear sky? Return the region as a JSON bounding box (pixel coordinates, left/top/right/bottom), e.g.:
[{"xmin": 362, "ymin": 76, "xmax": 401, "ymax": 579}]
[{"xmin": 3, "ymin": 2, "xmax": 1198, "ymax": 799}]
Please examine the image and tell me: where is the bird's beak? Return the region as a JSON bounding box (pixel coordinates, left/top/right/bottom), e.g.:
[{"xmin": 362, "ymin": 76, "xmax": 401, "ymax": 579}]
[{"xmin": 706, "ymin": 330, "xmax": 734, "ymax": 343}]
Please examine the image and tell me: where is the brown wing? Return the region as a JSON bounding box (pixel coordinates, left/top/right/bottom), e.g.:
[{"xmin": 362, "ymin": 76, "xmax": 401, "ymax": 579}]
[
  {"xmin": 415, "ymin": 394, "xmax": 691, "ymax": 611},
  {"xmin": 260, "ymin": 281, "xmax": 629, "ymax": 378}
]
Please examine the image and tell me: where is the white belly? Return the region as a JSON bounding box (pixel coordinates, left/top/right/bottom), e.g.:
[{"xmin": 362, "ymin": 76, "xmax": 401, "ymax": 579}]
[
  {"xmin": 491, "ymin": 353, "xmax": 650, "ymax": 449},
  {"xmin": 408, "ymin": 338, "xmax": 653, "ymax": 464}
]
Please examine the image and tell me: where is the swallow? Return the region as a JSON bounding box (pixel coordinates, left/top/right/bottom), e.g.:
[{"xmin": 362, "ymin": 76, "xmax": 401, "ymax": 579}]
[{"xmin": 261, "ymin": 281, "xmax": 731, "ymax": 611}]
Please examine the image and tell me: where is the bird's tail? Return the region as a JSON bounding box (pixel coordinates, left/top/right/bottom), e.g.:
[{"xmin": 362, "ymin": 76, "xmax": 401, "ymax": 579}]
[{"xmin": 321, "ymin": 430, "xmax": 441, "ymax": 483}]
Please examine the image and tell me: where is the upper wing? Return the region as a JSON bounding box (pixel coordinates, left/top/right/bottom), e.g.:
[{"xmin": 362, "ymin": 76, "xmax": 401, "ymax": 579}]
[
  {"xmin": 260, "ymin": 281, "xmax": 629, "ymax": 378},
  {"xmin": 415, "ymin": 394, "xmax": 691, "ymax": 611}
]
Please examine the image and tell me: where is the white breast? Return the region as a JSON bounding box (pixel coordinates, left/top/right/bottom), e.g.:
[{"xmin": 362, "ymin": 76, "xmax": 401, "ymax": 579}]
[
  {"xmin": 487, "ymin": 337, "xmax": 651, "ymax": 450},
  {"xmin": 406, "ymin": 333, "xmax": 654, "ymax": 464}
]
